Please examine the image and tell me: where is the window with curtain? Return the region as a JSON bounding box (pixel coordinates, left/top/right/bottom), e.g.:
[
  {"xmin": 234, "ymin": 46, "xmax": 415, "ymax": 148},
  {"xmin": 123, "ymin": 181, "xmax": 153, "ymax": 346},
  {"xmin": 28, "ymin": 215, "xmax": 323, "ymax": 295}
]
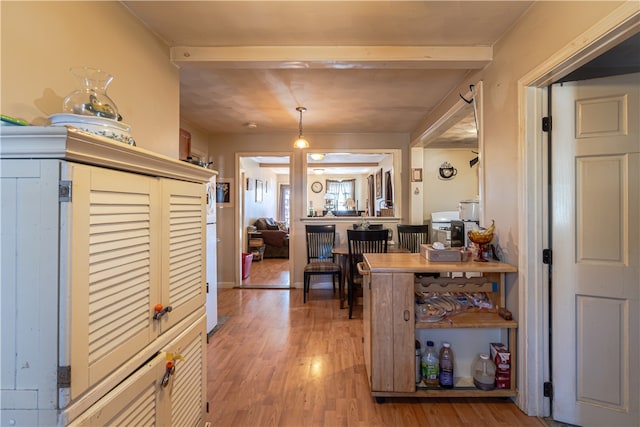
[
  {"xmin": 325, "ymin": 179, "xmax": 355, "ymax": 211},
  {"xmin": 278, "ymin": 184, "xmax": 290, "ymax": 226}
]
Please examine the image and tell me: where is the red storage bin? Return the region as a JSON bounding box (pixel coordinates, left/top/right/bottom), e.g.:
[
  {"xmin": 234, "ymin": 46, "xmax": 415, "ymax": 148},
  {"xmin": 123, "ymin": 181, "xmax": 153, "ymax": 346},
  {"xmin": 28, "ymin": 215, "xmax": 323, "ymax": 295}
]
[{"xmin": 242, "ymin": 253, "xmax": 253, "ymax": 279}]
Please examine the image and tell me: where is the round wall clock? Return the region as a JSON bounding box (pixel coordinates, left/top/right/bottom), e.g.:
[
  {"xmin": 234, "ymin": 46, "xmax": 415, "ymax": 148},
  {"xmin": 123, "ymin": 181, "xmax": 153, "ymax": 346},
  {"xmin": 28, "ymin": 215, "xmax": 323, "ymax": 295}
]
[{"xmin": 311, "ymin": 181, "xmax": 323, "ymax": 193}]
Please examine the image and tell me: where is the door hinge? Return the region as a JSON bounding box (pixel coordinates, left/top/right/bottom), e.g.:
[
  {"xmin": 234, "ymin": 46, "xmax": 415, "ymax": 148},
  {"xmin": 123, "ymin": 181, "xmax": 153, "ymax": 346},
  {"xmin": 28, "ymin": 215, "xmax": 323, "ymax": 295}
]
[
  {"xmin": 58, "ymin": 366, "xmax": 71, "ymax": 388},
  {"xmin": 543, "ymin": 381, "xmax": 553, "ymax": 398},
  {"xmin": 542, "ymin": 249, "xmax": 552, "ymax": 265},
  {"xmin": 206, "ymin": 402, "xmax": 209, "ymax": 414},
  {"xmin": 206, "ymin": 282, "xmax": 209, "ymax": 293},
  {"xmin": 59, "ymin": 180, "xmax": 72, "ymax": 202},
  {"xmin": 542, "ymin": 116, "xmax": 552, "ymax": 132}
]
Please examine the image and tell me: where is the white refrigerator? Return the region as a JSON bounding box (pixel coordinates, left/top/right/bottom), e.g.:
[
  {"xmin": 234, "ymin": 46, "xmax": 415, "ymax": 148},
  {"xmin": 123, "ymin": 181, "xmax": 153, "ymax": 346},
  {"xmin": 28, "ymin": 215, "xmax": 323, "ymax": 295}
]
[{"xmin": 205, "ymin": 176, "xmax": 218, "ymax": 333}]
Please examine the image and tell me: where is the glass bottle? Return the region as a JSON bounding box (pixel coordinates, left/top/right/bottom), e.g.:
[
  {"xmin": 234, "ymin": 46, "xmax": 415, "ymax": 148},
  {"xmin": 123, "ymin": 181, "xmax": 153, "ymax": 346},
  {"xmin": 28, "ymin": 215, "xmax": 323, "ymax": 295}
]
[
  {"xmin": 473, "ymin": 353, "xmax": 496, "ymax": 390},
  {"xmin": 62, "ymin": 66, "xmax": 119, "ymax": 120}
]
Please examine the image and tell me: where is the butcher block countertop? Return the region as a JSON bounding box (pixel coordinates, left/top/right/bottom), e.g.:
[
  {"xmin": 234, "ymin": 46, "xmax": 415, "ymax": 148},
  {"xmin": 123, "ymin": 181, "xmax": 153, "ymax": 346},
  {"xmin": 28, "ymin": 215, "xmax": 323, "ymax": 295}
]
[{"xmin": 363, "ymin": 253, "xmax": 517, "ymax": 274}]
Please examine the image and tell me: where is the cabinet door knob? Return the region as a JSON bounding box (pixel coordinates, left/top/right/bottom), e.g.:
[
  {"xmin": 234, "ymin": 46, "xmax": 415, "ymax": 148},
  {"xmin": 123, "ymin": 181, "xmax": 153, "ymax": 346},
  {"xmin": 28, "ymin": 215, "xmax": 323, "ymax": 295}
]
[
  {"xmin": 161, "ymin": 362, "xmax": 174, "ymax": 387},
  {"xmin": 153, "ymin": 304, "xmax": 173, "ymax": 320},
  {"xmin": 403, "ymin": 309, "xmax": 410, "ymax": 321}
]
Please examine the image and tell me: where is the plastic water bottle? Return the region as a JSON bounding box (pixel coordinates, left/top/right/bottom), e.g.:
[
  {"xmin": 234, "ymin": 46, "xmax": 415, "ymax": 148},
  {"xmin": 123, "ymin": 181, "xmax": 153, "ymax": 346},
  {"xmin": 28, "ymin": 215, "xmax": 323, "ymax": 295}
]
[
  {"xmin": 421, "ymin": 340, "xmax": 439, "ymax": 387},
  {"xmin": 439, "ymin": 342, "xmax": 454, "ymax": 388}
]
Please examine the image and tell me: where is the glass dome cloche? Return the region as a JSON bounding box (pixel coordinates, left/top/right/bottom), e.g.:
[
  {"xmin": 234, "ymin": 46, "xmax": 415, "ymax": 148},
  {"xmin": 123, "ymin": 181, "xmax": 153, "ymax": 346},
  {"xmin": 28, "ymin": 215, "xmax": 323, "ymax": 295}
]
[{"xmin": 62, "ymin": 66, "xmax": 120, "ymax": 120}]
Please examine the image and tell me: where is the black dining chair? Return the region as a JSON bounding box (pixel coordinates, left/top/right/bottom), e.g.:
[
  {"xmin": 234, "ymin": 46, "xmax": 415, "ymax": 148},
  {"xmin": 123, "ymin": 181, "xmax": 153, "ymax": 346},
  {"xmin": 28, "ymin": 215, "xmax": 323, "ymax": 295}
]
[
  {"xmin": 396, "ymin": 224, "xmax": 430, "ymax": 253},
  {"xmin": 346, "ymin": 229, "xmax": 389, "ymax": 318},
  {"xmin": 303, "ymin": 225, "xmax": 342, "ymax": 303},
  {"xmin": 352, "ymin": 223, "xmax": 384, "ymax": 230}
]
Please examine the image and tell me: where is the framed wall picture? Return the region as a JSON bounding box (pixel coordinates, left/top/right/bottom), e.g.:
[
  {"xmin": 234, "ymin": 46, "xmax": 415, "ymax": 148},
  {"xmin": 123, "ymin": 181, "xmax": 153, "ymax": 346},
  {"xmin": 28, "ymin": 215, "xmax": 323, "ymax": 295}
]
[
  {"xmin": 246, "ymin": 177, "xmax": 254, "ymax": 191},
  {"xmin": 256, "ymin": 179, "xmax": 264, "ymax": 202},
  {"xmin": 216, "ymin": 178, "xmax": 234, "ymax": 207},
  {"xmin": 411, "ymin": 168, "xmax": 423, "ymax": 182},
  {"xmin": 375, "ymin": 168, "xmax": 383, "ymax": 198}
]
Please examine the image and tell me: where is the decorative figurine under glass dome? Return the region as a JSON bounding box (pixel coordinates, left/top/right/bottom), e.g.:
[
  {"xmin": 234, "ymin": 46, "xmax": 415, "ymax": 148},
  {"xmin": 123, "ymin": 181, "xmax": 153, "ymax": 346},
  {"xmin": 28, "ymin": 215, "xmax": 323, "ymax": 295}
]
[
  {"xmin": 51, "ymin": 66, "xmax": 135, "ymax": 145},
  {"xmin": 62, "ymin": 67, "xmax": 119, "ymax": 120}
]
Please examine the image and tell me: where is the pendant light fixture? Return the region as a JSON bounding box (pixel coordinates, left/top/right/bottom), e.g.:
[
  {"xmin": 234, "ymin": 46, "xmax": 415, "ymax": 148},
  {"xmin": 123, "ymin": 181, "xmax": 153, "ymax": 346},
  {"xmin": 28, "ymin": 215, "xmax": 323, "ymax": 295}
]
[{"xmin": 293, "ymin": 106, "xmax": 310, "ymax": 149}]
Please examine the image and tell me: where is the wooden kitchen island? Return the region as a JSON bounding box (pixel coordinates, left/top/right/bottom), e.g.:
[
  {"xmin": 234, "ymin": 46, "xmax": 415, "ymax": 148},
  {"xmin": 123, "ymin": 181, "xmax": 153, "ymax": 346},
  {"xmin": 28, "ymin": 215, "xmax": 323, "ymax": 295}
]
[{"xmin": 361, "ymin": 252, "xmax": 518, "ymax": 401}]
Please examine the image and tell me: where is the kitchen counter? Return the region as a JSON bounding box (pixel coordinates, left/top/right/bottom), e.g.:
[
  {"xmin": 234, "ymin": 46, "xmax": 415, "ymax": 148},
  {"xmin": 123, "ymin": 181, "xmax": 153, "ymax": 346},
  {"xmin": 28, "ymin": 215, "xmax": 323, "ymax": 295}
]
[{"xmin": 363, "ymin": 252, "xmax": 517, "ymax": 274}]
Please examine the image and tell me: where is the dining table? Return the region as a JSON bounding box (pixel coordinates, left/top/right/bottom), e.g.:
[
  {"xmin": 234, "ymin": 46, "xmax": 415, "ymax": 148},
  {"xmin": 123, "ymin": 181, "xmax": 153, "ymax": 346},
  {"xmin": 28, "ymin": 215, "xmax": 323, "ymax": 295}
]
[{"xmin": 332, "ymin": 244, "xmax": 410, "ymax": 309}]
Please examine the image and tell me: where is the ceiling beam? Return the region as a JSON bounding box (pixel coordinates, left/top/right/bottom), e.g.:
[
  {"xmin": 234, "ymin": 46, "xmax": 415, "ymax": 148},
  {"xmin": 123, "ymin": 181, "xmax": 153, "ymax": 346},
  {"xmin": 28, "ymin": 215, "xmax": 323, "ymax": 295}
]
[
  {"xmin": 260, "ymin": 162, "xmax": 379, "ymax": 168},
  {"xmin": 171, "ymin": 45, "xmax": 492, "ymax": 69}
]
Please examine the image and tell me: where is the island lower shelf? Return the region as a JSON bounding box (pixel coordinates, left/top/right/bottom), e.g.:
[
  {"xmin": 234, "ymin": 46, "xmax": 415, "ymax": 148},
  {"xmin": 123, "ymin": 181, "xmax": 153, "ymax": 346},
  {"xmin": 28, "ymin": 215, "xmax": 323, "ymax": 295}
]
[
  {"xmin": 416, "ymin": 312, "xmax": 518, "ymax": 329},
  {"xmin": 374, "ymin": 384, "xmax": 517, "ymax": 398}
]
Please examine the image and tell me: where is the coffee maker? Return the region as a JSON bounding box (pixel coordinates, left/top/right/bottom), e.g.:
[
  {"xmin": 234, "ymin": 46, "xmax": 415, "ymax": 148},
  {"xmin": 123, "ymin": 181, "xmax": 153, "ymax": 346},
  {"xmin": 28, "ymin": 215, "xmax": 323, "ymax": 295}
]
[
  {"xmin": 451, "ymin": 199, "xmax": 480, "ymax": 247},
  {"xmin": 450, "ymin": 220, "xmax": 480, "ymax": 248}
]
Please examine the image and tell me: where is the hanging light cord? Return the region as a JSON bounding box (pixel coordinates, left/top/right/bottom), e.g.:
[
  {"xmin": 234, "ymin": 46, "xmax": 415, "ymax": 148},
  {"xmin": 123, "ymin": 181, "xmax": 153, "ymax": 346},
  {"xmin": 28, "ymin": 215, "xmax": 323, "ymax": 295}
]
[
  {"xmin": 293, "ymin": 106, "xmax": 309, "ymax": 148},
  {"xmin": 297, "ymin": 106, "xmax": 306, "ymax": 138}
]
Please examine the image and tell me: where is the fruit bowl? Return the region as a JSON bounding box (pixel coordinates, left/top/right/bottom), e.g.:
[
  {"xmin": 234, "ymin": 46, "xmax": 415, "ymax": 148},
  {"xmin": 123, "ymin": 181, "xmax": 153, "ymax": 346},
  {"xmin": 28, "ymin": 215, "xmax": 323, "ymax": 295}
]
[
  {"xmin": 467, "ymin": 221, "xmax": 495, "ymax": 262},
  {"xmin": 468, "ymin": 230, "xmax": 494, "ymax": 245}
]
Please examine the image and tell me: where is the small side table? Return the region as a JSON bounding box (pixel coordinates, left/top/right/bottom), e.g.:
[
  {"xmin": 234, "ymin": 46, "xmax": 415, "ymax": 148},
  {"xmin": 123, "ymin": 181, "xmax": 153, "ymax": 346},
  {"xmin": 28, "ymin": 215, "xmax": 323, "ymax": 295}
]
[{"xmin": 248, "ymin": 233, "xmax": 266, "ymax": 261}]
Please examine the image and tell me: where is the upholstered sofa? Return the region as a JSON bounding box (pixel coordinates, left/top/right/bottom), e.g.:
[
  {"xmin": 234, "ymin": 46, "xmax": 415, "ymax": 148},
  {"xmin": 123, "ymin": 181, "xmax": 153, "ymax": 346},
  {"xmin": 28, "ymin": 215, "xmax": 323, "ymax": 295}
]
[{"xmin": 254, "ymin": 218, "xmax": 289, "ymax": 258}]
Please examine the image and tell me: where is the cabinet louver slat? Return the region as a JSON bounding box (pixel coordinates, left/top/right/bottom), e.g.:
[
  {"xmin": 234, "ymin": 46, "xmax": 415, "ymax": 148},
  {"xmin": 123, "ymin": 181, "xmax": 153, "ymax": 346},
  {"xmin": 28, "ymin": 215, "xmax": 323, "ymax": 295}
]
[
  {"xmin": 163, "ymin": 186, "xmax": 206, "ymax": 330},
  {"xmin": 88, "ymin": 188, "xmax": 152, "ymax": 367},
  {"xmin": 171, "ymin": 330, "xmax": 205, "ymax": 427},
  {"xmin": 66, "ymin": 165, "xmax": 161, "ymax": 396},
  {"xmin": 108, "ymin": 383, "xmax": 157, "ymax": 426}
]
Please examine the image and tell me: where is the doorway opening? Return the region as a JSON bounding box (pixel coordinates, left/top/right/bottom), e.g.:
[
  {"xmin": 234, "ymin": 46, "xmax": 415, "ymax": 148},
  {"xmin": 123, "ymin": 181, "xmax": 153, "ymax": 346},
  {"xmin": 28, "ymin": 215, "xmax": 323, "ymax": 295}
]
[{"xmin": 238, "ymin": 153, "xmax": 292, "ymax": 289}]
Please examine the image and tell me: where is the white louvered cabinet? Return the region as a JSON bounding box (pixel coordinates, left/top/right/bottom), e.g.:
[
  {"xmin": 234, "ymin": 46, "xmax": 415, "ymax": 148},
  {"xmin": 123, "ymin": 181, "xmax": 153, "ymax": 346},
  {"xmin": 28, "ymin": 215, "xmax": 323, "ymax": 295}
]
[
  {"xmin": 0, "ymin": 127, "xmax": 214, "ymax": 426},
  {"xmin": 68, "ymin": 313, "xmax": 208, "ymax": 427}
]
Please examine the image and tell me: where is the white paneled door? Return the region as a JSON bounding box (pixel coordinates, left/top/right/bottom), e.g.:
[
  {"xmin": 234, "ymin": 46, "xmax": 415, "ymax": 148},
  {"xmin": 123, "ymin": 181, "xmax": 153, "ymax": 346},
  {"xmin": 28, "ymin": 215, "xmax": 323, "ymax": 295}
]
[{"xmin": 552, "ymin": 73, "xmax": 639, "ymax": 426}]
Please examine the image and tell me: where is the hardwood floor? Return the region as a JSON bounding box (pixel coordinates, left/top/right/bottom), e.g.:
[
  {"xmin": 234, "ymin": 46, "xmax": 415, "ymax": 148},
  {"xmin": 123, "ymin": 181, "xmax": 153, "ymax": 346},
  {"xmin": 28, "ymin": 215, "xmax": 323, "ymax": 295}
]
[
  {"xmin": 206, "ymin": 288, "xmax": 546, "ymax": 427},
  {"xmin": 242, "ymin": 258, "xmax": 290, "ymax": 288}
]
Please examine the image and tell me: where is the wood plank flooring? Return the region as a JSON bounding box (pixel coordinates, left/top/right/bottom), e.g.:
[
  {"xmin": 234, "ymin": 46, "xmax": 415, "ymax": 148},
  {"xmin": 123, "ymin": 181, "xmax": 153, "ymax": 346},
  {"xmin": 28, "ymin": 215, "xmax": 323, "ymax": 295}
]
[
  {"xmin": 206, "ymin": 288, "xmax": 547, "ymax": 427},
  {"xmin": 242, "ymin": 258, "xmax": 290, "ymax": 288}
]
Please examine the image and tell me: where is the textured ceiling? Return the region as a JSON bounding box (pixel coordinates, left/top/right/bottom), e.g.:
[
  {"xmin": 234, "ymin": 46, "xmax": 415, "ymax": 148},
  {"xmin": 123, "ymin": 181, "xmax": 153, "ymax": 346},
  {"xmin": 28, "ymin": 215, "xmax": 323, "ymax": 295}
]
[{"xmin": 122, "ymin": 1, "xmax": 533, "ymax": 142}]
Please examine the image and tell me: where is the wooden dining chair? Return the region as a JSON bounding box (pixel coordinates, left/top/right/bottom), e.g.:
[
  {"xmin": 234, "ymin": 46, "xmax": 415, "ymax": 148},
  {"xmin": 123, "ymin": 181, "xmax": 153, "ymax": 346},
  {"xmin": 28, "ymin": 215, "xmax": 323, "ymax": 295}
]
[
  {"xmin": 346, "ymin": 229, "xmax": 389, "ymax": 318},
  {"xmin": 352, "ymin": 223, "xmax": 384, "ymax": 230},
  {"xmin": 396, "ymin": 224, "xmax": 430, "ymax": 253},
  {"xmin": 304, "ymin": 225, "xmax": 342, "ymax": 303}
]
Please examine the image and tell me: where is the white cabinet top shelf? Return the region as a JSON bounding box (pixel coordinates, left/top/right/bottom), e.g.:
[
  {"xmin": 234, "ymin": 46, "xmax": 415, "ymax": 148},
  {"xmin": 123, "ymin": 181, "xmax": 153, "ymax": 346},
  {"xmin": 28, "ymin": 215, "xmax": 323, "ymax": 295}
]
[{"xmin": 1, "ymin": 126, "xmax": 216, "ymax": 183}]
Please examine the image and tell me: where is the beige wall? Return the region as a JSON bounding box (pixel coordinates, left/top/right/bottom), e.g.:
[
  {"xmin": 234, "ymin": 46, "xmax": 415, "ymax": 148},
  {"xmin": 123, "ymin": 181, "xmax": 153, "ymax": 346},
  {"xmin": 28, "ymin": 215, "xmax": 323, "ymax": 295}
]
[
  {"xmin": 240, "ymin": 157, "xmax": 281, "ymax": 225},
  {"xmin": 180, "ymin": 118, "xmax": 211, "ymax": 163},
  {"xmin": 1, "ymin": 1, "xmax": 180, "ymax": 157},
  {"xmin": 423, "ymin": 149, "xmax": 479, "ymax": 217}
]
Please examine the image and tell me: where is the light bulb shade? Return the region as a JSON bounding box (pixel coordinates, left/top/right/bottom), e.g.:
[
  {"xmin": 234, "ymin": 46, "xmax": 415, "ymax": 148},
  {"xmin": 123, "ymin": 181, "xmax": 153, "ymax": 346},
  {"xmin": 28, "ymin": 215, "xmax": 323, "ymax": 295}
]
[
  {"xmin": 293, "ymin": 136, "xmax": 309, "ymax": 149},
  {"xmin": 310, "ymin": 153, "xmax": 325, "ymax": 161}
]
